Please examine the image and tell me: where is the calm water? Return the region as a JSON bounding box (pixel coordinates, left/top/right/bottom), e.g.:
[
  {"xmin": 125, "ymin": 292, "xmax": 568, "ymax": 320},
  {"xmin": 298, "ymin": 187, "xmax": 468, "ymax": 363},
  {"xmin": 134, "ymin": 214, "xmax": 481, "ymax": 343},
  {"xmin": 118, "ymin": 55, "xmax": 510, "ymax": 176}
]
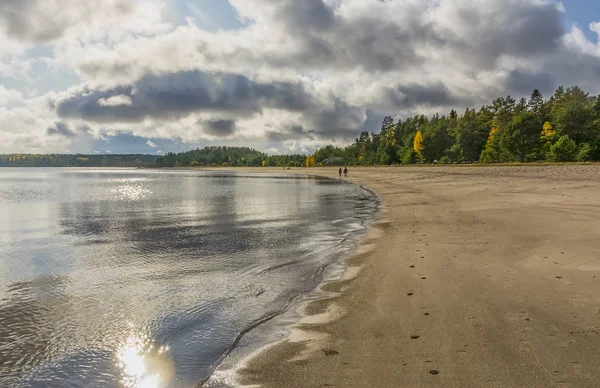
[{"xmin": 0, "ymin": 168, "xmax": 377, "ymax": 387}]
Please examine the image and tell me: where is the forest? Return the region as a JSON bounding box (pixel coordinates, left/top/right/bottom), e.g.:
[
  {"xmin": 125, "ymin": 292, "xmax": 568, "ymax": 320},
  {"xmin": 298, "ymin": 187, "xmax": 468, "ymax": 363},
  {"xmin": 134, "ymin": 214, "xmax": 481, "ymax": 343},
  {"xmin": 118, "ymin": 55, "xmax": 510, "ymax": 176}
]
[
  {"xmin": 0, "ymin": 154, "xmax": 157, "ymax": 167},
  {"xmin": 155, "ymin": 146, "xmax": 306, "ymax": 167},
  {"xmin": 314, "ymin": 86, "xmax": 600, "ymax": 165}
]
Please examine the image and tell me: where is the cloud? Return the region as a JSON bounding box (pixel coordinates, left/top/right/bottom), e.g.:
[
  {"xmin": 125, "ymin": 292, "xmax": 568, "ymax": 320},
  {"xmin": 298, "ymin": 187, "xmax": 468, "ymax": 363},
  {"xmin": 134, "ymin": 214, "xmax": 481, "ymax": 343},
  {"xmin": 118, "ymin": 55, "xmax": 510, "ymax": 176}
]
[
  {"xmin": 98, "ymin": 95, "xmax": 132, "ymax": 107},
  {"xmin": 54, "ymin": 71, "xmax": 317, "ymax": 122},
  {"xmin": 146, "ymin": 139, "xmax": 157, "ymax": 148},
  {"xmin": 47, "ymin": 121, "xmax": 77, "ymax": 137},
  {"xmin": 0, "ymin": 85, "xmax": 22, "ymax": 104},
  {"xmin": 201, "ymin": 119, "xmax": 238, "ymax": 137},
  {"xmin": 505, "ymin": 70, "xmax": 556, "ymax": 97},
  {"xmin": 3, "ymin": 0, "xmax": 600, "ymax": 154},
  {"xmin": 0, "ymin": 0, "xmax": 166, "ymax": 44},
  {"xmin": 384, "ymin": 82, "xmax": 472, "ymax": 110}
]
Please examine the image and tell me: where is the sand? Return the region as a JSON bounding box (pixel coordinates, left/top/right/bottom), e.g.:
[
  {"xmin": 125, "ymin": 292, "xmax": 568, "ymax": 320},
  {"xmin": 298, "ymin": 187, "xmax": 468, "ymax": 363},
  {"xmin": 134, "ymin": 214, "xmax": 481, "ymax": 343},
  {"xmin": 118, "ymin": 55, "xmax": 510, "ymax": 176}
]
[{"xmin": 235, "ymin": 165, "xmax": 600, "ymax": 388}]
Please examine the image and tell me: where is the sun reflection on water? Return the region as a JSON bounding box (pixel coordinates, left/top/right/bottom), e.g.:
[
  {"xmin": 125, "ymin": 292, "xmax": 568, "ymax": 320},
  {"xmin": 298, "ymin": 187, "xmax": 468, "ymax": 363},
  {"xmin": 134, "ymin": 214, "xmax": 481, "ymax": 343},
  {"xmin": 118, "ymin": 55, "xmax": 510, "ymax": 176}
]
[
  {"xmin": 116, "ymin": 326, "xmax": 174, "ymax": 388},
  {"xmin": 109, "ymin": 179, "xmax": 152, "ymax": 201}
]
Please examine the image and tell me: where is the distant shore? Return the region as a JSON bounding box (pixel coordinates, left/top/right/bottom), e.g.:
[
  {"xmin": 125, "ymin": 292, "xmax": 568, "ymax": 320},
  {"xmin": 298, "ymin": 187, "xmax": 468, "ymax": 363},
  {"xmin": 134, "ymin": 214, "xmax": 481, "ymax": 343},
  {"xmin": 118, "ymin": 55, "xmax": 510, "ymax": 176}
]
[{"xmin": 228, "ymin": 165, "xmax": 600, "ymax": 387}]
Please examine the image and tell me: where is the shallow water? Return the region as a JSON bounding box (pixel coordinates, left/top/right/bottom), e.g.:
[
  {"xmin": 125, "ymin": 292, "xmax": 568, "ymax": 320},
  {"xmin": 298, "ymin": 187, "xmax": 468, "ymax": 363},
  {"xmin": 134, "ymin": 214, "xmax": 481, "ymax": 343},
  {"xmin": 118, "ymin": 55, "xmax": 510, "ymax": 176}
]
[{"xmin": 0, "ymin": 168, "xmax": 377, "ymax": 387}]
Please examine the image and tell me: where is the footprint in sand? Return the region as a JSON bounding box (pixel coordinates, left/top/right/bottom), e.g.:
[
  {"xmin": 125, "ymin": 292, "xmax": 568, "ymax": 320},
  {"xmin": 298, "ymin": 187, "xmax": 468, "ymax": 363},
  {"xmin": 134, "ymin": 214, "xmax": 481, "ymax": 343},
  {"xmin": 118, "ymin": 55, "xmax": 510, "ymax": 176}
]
[
  {"xmin": 410, "ymin": 265, "xmax": 416, "ymax": 268},
  {"xmin": 571, "ymin": 361, "xmax": 591, "ymax": 378},
  {"xmin": 411, "ymin": 335, "xmax": 420, "ymax": 340},
  {"xmin": 429, "ymin": 370, "xmax": 439, "ymax": 375},
  {"xmin": 407, "ymin": 292, "xmax": 414, "ymax": 296}
]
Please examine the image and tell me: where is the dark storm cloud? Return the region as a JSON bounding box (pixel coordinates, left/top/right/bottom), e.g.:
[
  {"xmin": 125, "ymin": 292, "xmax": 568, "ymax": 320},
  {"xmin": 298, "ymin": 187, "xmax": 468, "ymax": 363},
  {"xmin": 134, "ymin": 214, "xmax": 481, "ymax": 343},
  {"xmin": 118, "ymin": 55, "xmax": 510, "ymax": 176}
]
[
  {"xmin": 310, "ymin": 98, "xmax": 365, "ymax": 138},
  {"xmin": 266, "ymin": 99, "xmax": 366, "ymax": 143},
  {"xmin": 447, "ymin": 1, "xmax": 564, "ymax": 68},
  {"xmin": 505, "ymin": 70, "xmax": 556, "ymax": 97},
  {"xmin": 201, "ymin": 119, "xmax": 238, "ymax": 137},
  {"xmin": 384, "ymin": 82, "xmax": 471, "ymax": 110},
  {"xmin": 542, "ymin": 50, "xmax": 600, "ymax": 92},
  {"xmin": 232, "ymin": 0, "xmax": 564, "ymax": 73},
  {"xmin": 46, "ymin": 121, "xmax": 76, "ymax": 137},
  {"xmin": 266, "ymin": 125, "xmax": 317, "ymax": 142},
  {"xmin": 55, "ymin": 71, "xmax": 316, "ymax": 122}
]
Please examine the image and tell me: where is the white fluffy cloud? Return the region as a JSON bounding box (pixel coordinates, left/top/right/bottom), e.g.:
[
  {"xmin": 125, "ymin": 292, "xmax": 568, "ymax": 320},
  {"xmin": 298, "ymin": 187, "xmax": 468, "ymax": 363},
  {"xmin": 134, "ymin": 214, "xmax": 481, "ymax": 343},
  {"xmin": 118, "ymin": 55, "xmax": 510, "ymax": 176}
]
[
  {"xmin": 1, "ymin": 0, "xmax": 600, "ymax": 153},
  {"xmin": 0, "ymin": 85, "xmax": 22, "ymax": 105}
]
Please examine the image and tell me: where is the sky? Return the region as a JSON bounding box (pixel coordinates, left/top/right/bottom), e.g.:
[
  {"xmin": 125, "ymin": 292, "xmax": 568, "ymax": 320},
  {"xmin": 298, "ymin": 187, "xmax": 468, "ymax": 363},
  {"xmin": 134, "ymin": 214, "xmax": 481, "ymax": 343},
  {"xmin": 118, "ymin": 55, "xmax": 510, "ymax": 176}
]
[{"xmin": 0, "ymin": 0, "xmax": 599, "ymax": 155}]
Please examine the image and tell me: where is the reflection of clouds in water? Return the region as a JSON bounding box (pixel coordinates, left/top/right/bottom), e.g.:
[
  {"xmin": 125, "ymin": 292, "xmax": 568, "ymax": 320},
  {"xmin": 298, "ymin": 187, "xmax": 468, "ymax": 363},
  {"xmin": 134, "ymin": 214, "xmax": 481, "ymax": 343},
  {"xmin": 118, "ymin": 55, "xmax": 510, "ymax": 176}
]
[{"xmin": 117, "ymin": 325, "xmax": 173, "ymax": 388}]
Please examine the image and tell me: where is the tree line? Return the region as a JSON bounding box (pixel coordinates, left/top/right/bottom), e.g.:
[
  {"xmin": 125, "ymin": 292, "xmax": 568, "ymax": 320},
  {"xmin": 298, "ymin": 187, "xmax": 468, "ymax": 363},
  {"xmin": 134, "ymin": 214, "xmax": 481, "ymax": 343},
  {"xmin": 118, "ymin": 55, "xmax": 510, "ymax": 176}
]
[
  {"xmin": 155, "ymin": 146, "xmax": 306, "ymax": 167},
  {"xmin": 314, "ymin": 86, "xmax": 600, "ymax": 165},
  {"xmin": 0, "ymin": 154, "xmax": 157, "ymax": 167}
]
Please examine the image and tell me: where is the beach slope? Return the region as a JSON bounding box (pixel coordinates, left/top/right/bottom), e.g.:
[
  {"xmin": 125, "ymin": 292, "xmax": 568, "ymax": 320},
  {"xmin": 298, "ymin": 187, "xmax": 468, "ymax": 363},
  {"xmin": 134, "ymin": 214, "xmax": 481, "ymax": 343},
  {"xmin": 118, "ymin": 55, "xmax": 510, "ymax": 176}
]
[{"xmin": 239, "ymin": 165, "xmax": 600, "ymax": 388}]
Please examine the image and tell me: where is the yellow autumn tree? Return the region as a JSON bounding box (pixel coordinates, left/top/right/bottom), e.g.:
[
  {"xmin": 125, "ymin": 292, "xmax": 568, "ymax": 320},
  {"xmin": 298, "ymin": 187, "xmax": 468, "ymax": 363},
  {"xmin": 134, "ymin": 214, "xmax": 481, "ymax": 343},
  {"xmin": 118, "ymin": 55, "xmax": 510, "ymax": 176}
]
[
  {"xmin": 486, "ymin": 127, "xmax": 498, "ymax": 147},
  {"xmin": 480, "ymin": 123, "xmax": 500, "ymax": 163},
  {"xmin": 541, "ymin": 121, "xmax": 555, "ymax": 142},
  {"xmin": 540, "ymin": 121, "xmax": 557, "ymax": 159},
  {"xmin": 413, "ymin": 131, "xmax": 424, "ymax": 161},
  {"xmin": 305, "ymin": 155, "xmax": 316, "ymax": 168},
  {"xmin": 261, "ymin": 160, "xmax": 267, "ymax": 167}
]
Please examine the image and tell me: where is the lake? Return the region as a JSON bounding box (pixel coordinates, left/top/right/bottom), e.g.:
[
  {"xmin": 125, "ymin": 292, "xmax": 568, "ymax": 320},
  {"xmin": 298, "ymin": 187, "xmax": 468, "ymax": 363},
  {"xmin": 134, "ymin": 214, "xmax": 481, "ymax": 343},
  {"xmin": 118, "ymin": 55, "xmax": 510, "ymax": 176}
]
[{"xmin": 0, "ymin": 168, "xmax": 377, "ymax": 387}]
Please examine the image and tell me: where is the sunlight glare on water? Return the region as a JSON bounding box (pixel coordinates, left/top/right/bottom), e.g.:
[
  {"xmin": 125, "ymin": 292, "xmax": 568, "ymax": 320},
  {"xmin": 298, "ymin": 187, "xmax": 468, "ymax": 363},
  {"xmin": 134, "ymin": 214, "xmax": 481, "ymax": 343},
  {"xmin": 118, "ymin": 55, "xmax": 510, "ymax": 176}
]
[
  {"xmin": 110, "ymin": 178, "xmax": 153, "ymax": 201},
  {"xmin": 117, "ymin": 325, "xmax": 174, "ymax": 388}
]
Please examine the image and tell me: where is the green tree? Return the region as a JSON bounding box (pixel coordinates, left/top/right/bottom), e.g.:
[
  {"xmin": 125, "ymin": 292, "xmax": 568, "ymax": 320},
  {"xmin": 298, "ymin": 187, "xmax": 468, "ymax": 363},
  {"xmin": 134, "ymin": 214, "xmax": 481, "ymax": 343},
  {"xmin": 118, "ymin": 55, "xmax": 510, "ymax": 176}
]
[
  {"xmin": 528, "ymin": 89, "xmax": 546, "ymax": 119},
  {"xmin": 401, "ymin": 148, "xmax": 417, "ymax": 164},
  {"xmin": 492, "ymin": 95, "xmax": 516, "ymax": 128},
  {"xmin": 577, "ymin": 143, "xmax": 593, "ymax": 162},
  {"xmin": 551, "ymin": 86, "xmax": 594, "ymax": 143},
  {"xmin": 422, "ymin": 117, "xmax": 453, "ymax": 162},
  {"xmin": 548, "ymin": 135, "xmax": 578, "ymax": 162},
  {"xmin": 456, "ymin": 109, "xmax": 488, "ymax": 161},
  {"xmin": 377, "ymin": 116, "xmax": 398, "ymax": 165},
  {"xmin": 500, "ymin": 111, "xmax": 542, "ymax": 162}
]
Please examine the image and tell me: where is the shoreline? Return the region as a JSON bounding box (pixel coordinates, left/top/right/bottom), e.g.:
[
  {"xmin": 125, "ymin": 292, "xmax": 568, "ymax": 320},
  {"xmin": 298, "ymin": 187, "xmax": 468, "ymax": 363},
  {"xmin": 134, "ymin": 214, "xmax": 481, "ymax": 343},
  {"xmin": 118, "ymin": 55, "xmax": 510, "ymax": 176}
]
[
  {"xmin": 202, "ymin": 170, "xmax": 381, "ymax": 387},
  {"xmin": 219, "ymin": 165, "xmax": 600, "ymax": 387}
]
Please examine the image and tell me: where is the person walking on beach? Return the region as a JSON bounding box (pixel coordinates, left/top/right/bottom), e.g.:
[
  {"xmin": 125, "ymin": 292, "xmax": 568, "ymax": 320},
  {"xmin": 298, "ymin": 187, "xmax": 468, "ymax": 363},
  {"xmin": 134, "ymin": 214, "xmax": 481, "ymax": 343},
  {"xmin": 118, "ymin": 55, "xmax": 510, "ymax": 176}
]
[
  {"xmin": 343, "ymin": 166, "xmax": 348, "ymax": 178},
  {"xmin": 339, "ymin": 167, "xmax": 342, "ymax": 178}
]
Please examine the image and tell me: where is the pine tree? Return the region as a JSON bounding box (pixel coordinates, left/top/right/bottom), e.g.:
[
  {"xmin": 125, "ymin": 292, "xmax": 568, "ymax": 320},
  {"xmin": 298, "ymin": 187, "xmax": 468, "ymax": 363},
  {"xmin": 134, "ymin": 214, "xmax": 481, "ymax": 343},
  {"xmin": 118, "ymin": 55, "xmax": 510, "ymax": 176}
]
[{"xmin": 528, "ymin": 89, "xmax": 545, "ymax": 117}]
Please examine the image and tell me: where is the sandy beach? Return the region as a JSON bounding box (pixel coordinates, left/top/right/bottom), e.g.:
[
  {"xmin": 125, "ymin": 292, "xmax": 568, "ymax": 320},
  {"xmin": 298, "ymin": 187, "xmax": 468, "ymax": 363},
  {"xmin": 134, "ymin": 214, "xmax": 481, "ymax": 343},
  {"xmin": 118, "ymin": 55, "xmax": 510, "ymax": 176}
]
[{"xmin": 236, "ymin": 165, "xmax": 600, "ymax": 388}]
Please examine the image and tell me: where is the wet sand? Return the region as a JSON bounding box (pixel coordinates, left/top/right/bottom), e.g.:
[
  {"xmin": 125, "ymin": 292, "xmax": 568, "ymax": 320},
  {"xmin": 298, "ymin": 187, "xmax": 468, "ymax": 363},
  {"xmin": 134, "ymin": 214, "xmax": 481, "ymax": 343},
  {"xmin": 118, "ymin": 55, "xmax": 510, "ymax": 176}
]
[{"xmin": 235, "ymin": 165, "xmax": 600, "ymax": 388}]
